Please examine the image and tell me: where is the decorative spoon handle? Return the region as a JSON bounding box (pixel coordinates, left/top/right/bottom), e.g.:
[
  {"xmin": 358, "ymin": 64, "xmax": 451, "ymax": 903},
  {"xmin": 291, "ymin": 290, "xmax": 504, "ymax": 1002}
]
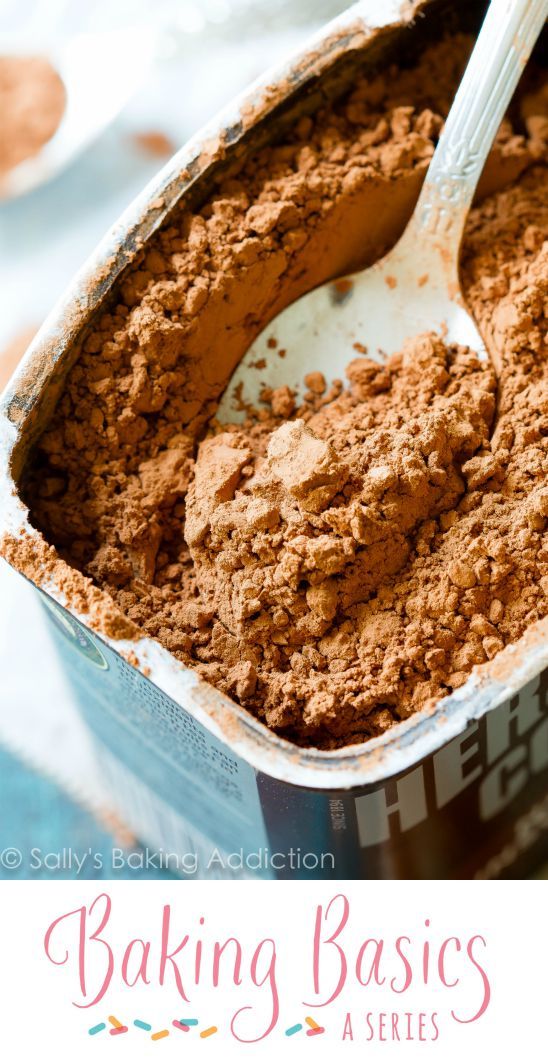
[{"xmin": 403, "ymin": 0, "xmax": 546, "ymax": 269}]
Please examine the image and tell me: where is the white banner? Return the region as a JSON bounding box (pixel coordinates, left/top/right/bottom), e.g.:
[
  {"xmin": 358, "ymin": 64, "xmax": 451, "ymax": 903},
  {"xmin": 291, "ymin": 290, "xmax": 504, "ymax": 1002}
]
[{"xmin": 0, "ymin": 880, "xmax": 543, "ymax": 1055}]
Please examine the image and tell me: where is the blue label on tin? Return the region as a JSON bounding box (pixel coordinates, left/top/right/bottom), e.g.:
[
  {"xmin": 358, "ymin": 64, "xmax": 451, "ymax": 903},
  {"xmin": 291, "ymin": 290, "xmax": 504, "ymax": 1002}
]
[{"xmin": 39, "ymin": 593, "xmax": 273, "ymax": 878}]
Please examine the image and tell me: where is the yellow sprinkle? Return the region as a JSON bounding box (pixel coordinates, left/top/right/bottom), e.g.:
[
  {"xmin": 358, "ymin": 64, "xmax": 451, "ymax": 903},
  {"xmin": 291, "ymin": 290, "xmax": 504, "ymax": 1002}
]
[
  {"xmin": 108, "ymin": 1016, "xmax": 122, "ymax": 1029},
  {"xmin": 305, "ymin": 1016, "xmax": 320, "ymax": 1030},
  {"xmin": 151, "ymin": 1029, "xmax": 170, "ymax": 1040},
  {"xmin": 200, "ymin": 1026, "xmax": 218, "ymax": 1038}
]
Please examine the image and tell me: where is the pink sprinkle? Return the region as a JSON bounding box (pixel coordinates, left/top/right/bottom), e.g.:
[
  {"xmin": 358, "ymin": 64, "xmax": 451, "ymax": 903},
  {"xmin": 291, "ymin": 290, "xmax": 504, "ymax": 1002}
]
[
  {"xmin": 172, "ymin": 1020, "xmax": 190, "ymax": 1032},
  {"xmin": 110, "ymin": 1026, "xmax": 128, "ymax": 1036}
]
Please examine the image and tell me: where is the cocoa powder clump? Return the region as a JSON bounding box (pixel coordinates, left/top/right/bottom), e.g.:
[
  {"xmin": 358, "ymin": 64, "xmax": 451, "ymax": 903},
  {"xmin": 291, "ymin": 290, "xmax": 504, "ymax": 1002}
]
[
  {"xmin": 18, "ymin": 35, "xmax": 548, "ymax": 748},
  {"xmin": 185, "ymin": 331, "xmax": 503, "ymax": 742},
  {"xmin": 0, "ymin": 55, "xmax": 65, "ymax": 177}
]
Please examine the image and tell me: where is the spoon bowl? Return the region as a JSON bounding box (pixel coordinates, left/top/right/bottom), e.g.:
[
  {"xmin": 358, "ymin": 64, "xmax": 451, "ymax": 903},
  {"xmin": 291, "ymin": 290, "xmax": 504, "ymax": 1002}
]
[{"xmin": 216, "ymin": 235, "xmax": 488, "ymax": 423}]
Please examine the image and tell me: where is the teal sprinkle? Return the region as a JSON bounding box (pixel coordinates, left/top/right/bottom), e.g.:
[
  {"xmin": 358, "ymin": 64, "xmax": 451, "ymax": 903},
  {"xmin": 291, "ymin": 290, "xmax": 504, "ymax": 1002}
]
[
  {"xmin": 134, "ymin": 1020, "xmax": 152, "ymax": 1031},
  {"xmin": 88, "ymin": 1023, "xmax": 106, "ymax": 1035},
  {"xmin": 285, "ymin": 1023, "xmax": 303, "ymax": 1036},
  {"xmin": 180, "ymin": 1018, "xmax": 199, "ymax": 1025}
]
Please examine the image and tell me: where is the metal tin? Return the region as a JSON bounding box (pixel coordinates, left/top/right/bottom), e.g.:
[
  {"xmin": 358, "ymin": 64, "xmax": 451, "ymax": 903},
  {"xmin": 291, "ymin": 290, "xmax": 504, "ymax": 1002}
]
[{"xmin": 1, "ymin": 0, "xmax": 547, "ymax": 879}]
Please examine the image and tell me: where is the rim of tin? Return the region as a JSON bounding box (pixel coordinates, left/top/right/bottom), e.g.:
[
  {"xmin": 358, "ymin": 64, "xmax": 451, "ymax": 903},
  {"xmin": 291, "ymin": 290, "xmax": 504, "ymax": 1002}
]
[{"xmin": 1, "ymin": 0, "xmax": 547, "ymax": 791}]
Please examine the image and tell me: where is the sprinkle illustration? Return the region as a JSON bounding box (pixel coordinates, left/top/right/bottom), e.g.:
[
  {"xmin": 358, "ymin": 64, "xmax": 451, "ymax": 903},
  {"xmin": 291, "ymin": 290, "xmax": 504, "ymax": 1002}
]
[
  {"xmin": 179, "ymin": 1018, "xmax": 199, "ymax": 1026},
  {"xmin": 307, "ymin": 1026, "xmax": 325, "ymax": 1036},
  {"xmin": 134, "ymin": 1020, "xmax": 152, "ymax": 1031},
  {"xmin": 110, "ymin": 1026, "xmax": 128, "ymax": 1036},
  {"xmin": 200, "ymin": 1026, "xmax": 218, "ymax": 1038},
  {"xmin": 108, "ymin": 1016, "xmax": 123, "ymax": 1029},
  {"xmin": 285, "ymin": 1023, "xmax": 303, "ymax": 1036},
  {"xmin": 305, "ymin": 1017, "xmax": 320, "ymax": 1030},
  {"xmin": 172, "ymin": 1020, "xmax": 190, "ymax": 1032},
  {"xmin": 151, "ymin": 1029, "xmax": 170, "ymax": 1040},
  {"xmin": 88, "ymin": 1023, "xmax": 106, "ymax": 1035}
]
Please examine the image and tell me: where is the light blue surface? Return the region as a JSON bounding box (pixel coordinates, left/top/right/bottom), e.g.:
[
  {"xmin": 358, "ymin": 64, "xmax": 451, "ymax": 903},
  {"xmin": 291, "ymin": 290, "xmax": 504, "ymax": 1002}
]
[{"xmin": 0, "ymin": 742, "xmax": 175, "ymax": 879}]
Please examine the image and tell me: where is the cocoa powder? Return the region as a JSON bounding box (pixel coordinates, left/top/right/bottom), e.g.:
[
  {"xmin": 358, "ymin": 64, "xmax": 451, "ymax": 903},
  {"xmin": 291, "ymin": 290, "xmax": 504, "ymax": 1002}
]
[
  {"xmin": 0, "ymin": 55, "xmax": 65, "ymax": 178},
  {"xmin": 131, "ymin": 130, "xmax": 176, "ymax": 159},
  {"xmin": 18, "ymin": 34, "xmax": 548, "ymax": 748}
]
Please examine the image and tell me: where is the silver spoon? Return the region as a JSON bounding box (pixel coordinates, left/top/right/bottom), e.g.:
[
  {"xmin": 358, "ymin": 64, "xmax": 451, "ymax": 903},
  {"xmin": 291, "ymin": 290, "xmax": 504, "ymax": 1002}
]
[{"xmin": 218, "ymin": 0, "xmax": 547, "ymax": 422}]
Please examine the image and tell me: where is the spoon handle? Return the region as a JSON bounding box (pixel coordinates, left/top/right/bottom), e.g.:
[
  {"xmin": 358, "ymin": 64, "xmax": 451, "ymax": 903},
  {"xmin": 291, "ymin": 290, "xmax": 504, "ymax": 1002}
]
[{"xmin": 403, "ymin": 0, "xmax": 546, "ymax": 271}]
